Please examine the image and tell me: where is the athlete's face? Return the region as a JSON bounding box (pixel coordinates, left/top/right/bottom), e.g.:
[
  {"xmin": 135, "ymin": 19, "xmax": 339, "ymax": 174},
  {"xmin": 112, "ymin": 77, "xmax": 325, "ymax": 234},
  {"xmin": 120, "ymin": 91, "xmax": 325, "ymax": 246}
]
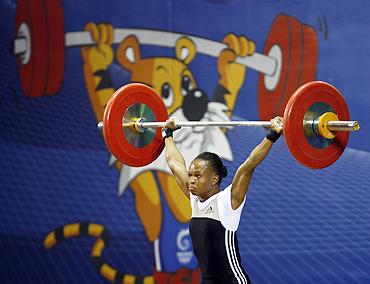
[{"xmin": 188, "ymin": 159, "xmax": 219, "ymax": 200}]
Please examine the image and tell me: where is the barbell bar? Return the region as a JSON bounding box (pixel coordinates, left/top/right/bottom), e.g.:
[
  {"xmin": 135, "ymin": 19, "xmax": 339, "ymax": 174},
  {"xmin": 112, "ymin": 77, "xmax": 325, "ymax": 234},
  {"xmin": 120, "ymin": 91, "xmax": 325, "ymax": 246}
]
[
  {"xmin": 97, "ymin": 119, "xmax": 359, "ymax": 132},
  {"xmin": 98, "ymin": 81, "xmax": 360, "ymax": 169},
  {"xmin": 324, "ymin": 121, "xmax": 360, "ymax": 132}
]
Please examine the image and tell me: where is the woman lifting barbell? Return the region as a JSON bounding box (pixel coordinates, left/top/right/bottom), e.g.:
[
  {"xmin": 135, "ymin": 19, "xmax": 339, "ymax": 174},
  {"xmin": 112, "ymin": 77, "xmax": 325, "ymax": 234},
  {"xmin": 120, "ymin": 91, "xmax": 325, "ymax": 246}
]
[{"xmin": 162, "ymin": 116, "xmax": 283, "ymax": 284}]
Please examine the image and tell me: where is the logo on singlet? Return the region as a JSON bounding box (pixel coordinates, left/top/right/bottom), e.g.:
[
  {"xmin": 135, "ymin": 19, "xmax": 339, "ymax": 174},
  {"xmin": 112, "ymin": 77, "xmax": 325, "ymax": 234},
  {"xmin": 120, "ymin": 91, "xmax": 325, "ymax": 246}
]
[
  {"xmin": 176, "ymin": 229, "xmax": 193, "ymax": 264},
  {"xmin": 205, "ymin": 205, "xmax": 214, "ymax": 214}
]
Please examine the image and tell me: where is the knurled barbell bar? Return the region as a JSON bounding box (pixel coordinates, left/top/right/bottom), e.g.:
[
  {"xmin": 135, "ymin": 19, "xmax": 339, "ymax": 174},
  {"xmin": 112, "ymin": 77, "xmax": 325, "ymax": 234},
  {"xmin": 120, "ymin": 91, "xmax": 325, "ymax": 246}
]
[
  {"xmin": 98, "ymin": 118, "xmax": 358, "ymax": 133},
  {"xmin": 98, "ymin": 81, "xmax": 359, "ymax": 169},
  {"xmin": 13, "ymin": 0, "xmax": 317, "ymax": 116}
]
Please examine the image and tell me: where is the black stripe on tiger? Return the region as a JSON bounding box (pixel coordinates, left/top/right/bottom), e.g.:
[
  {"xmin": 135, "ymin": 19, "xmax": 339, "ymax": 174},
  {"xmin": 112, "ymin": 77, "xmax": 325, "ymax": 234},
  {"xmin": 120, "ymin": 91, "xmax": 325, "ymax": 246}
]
[
  {"xmin": 91, "ymin": 256, "xmax": 105, "ymax": 271},
  {"xmin": 114, "ymin": 272, "xmax": 125, "ymax": 284},
  {"xmin": 134, "ymin": 275, "xmax": 144, "ymax": 284},
  {"xmin": 54, "ymin": 226, "xmax": 65, "ymax": 243},
  {"xmin": 79, "ymin": 222, "xmax": 90, "ymax": 236}
]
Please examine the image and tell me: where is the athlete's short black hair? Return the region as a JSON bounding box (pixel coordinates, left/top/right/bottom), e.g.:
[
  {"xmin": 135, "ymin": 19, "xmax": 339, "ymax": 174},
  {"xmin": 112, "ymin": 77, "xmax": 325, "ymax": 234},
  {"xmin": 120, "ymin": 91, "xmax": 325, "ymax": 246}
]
[{"xmin": 195, "ymin": 152, "xmax": 227, "ymax": 185}]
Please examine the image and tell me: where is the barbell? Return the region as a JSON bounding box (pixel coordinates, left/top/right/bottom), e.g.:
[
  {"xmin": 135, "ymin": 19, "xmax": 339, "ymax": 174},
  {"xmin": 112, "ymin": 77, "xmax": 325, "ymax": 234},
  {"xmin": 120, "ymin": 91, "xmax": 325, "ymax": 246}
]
[
  {"xmin": 13, "ymin": 0, "xmax": 317, "ymax": 119},
  {"xmin": 98, "ymin": 81, "xmax": 359, "ymax": 169}
]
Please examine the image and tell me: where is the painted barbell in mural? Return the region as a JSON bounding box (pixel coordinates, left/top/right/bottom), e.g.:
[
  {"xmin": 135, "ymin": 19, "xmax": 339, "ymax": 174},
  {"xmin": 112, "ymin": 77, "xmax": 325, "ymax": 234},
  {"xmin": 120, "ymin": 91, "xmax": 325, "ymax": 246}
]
[
  {"xmin": 13, "ymin": 0, "xmax": 317, "ymax": 119},
  {"xmin": 98, "ymin": 81, "xmax": 359, "ymax": 169}
]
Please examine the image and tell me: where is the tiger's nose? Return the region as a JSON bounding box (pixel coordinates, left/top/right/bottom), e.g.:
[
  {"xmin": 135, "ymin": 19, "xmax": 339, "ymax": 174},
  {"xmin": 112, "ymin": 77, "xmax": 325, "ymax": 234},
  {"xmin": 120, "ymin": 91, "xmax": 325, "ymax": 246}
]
[{"xmin": 183, "ymin": 88, "xmax": 209, "ymax": 121}]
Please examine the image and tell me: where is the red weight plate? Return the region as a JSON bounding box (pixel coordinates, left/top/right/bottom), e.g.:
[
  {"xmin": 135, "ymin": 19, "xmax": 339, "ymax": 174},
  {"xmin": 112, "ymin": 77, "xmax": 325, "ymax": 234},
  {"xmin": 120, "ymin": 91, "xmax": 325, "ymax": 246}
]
[
  {"xmin": 258, "ymin": 14, "xmax": 302, "ymax": 120},
  {"xmin": 298, "ymin": 24, "xmax": 318, "ymax": 86},
  {"xmin": 44, "ymin": 0, "xmax": 65, "ymax": 95},
  {"xmin": 103, "ymin": 83, "xmax": 169, "ymax": 167},
  {"xmin": 16, "ymin": 0, "xmax": 48, "ymax": 97},
  {"xmin": 283, "ymin": 81, "xmax": 350, "ymax": 169}
]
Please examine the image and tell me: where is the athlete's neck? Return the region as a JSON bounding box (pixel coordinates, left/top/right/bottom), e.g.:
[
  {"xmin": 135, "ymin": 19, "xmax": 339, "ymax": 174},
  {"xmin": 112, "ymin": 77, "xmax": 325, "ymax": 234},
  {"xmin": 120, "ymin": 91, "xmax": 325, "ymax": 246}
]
[{"xmin": 199, "ymin": 187, "xmax": 220, "ymax": 202}]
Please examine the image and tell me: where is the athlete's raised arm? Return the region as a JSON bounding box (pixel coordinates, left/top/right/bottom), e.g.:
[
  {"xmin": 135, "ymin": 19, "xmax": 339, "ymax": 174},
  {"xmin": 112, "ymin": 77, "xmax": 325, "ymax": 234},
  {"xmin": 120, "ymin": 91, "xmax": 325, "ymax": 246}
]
[
  {"xmin": 163, "ymin": 120, "xmax": 190, "ymax": 198},
  {"xmin": 230, "ymin": 116, "xmax": 283, "ymax": 209}
]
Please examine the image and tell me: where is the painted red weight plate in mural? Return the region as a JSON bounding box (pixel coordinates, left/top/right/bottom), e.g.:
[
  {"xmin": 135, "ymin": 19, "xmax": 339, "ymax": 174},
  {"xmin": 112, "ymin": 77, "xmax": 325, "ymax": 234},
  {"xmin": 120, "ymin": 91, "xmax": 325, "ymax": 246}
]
[
  {"xmin": 16, "ymin": 0, "xmax": 48, "ymax": 97},
  {"xmin": 298, "ymin": 24, "xmax": 318, "ymax": 86},
  {"xmin": 44, "ymin": 0, "xmax": 65, "ymax": 95},
  {"xmin": 283, "ymin": 81, "xmax": 350, "ymax": 169},
  {"xmin": 103, "ymin": 83, "xmax": 169, "ymax": 167},
  {"xmin": 258, "ymin": 14, "xmax": 302, "ymax": 120}
]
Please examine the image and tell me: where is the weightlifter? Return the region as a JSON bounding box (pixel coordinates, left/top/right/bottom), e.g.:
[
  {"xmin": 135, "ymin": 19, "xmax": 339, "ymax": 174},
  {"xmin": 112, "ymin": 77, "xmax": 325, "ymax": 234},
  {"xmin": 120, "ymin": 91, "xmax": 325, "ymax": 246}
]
[{"xmin": 162, "ymin": 116, "xmax": 283, "ymax": 284}]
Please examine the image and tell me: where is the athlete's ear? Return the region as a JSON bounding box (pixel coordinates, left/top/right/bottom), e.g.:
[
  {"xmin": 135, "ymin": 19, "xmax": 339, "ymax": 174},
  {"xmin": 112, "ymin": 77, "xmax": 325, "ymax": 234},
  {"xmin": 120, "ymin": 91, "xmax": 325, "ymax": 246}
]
[{"xmin": 212, "ymin": 175, "xmax": 219, "ymax": 186}]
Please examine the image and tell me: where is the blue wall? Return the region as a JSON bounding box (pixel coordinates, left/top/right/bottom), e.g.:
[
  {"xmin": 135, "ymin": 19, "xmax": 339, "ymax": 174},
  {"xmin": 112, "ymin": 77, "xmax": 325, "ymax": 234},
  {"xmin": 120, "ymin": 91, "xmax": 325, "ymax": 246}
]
[{"xmin": 1, "ymin": 0, "xmax": 370, "ymax": 283}]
